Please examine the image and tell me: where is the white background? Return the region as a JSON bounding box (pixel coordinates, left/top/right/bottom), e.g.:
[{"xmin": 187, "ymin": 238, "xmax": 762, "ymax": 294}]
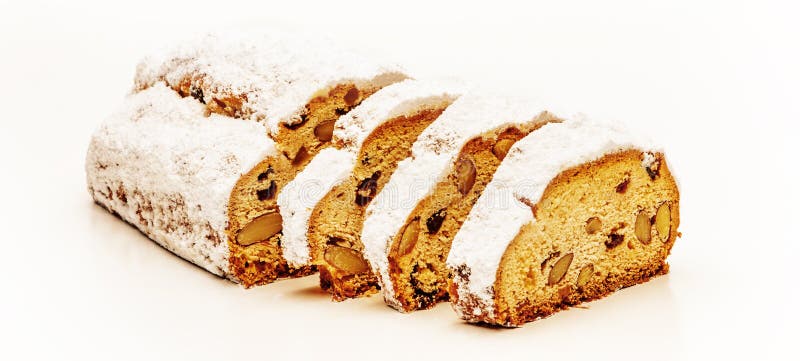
[{"xmin": 1, "ymin": 0, "xmax": 798, "ymax": 360}]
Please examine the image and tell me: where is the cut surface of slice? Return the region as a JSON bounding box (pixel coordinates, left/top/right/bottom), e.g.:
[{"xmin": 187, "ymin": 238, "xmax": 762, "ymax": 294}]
[
  {"xmin": 361, "ymin": 94, "xmax": 560, "ymax": 311},
  {"xmin": 446, "ymin": 118, "xmax": 680, "ymax": 326},
  {"xmin": 277, "ymin": 80, "xmax": 460, "ymax": 300}
]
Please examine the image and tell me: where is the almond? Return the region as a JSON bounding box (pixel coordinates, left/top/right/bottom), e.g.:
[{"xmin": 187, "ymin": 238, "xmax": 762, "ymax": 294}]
[
  {"xmin": 548, "ymin": 253, "xmax": 574, "ymax": 286},
  {"xmin": 585, "ymin": 217, "xmax": 602, "ymax": 234},
  {"xmin": 236, "ymin": 212, "xmax": 282, "ymax": 246},
  {"xmin": 491, "ymin": 138, "xmax": 515, "ymax": 160},
  {"xmin": 634, "ymin": 210, "xmax": 651, "ymax": 244},
  {"xmin": 455, "ymin": 157, "xmax": 476, "ymax": 196},
  {"xmin": 324, "ymin": 245, "xmax": 370, "ymax": 274},
  {"xmin": 655, "ymin": 203, "xmax": 671, "ymax": 241},
  {"xmin": 576, "ymin": 264, "xmax": 594, "ymax": 288},
  {"xmin": 313, "ymin": 120, "xmax": 335, "ymax": 142},
  {"xmin": 397, "ymin": 218, "xmax": 420, "ymax": 257}
]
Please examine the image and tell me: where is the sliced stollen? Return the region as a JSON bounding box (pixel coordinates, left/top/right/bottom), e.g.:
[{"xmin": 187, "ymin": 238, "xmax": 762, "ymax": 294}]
[
  {"xmin": 85, "ymin": 84, "xmax": 312, "ymax": 281},
  {"xmin": 446, "ymin": 117, "xmax": 681, "ymax": 327},
  {"xmin": 130, "ymin": 31, "xmax": 408, "ymax": 286},
  {"xmin": 277, "ymin": 79, "xmax": 461, "ymax": 300},
  {"xmin": 361, "ymin": 94, "xmax": 560, "ymax": 311}
]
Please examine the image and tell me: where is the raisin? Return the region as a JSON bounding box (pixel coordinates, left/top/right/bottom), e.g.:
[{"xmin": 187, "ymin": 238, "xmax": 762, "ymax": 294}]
[
  {"xmin": 355, "ymin": 171, "xmax": 381, "ymax": 206},
  {"xmin": 256, "ymin": 181, "xmax": 277, "ymax": 201},
  {"xmin": 426, "ymin": 208, "xmax": 447, "ymax": 234}
]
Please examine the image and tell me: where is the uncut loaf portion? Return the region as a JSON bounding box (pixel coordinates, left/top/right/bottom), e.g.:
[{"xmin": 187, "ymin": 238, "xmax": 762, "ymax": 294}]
[
  {"xmin": 447, "ymin": 117, "xmax": 680, "ymax": 327},
  {"xmin": 86, "ymin": 84, "xmax": 306, "ymax": 280},
  {"xmin": 361, "ymin": 94, "xmax": 561, "ymax": 311},
  {"xmin": 277, "ymin": 79, "xmax": 460, "ymax": 300},
  {"xmin": 129, "ymin": 31, "xmax": 408, "ymax": 286}
]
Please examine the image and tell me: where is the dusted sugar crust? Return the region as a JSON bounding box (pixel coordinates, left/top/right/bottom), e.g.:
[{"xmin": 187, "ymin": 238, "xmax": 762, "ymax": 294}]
[
  {"xmin": 86, "ymin": 84, "xmax": 276, "ymax": 279},
  {"xmin": 128, "ymin": 31, "xmax": 409, "ymax": 286},
  {"xmin": 447, "ymin": 118, "xmax": 680, "ymax": 326}
]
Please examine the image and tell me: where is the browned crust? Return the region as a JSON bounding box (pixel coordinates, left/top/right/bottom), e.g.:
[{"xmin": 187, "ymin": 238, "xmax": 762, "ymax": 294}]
[{"xmin": 459, "ymin": 150, "xmax": 680, "ymax": 327}]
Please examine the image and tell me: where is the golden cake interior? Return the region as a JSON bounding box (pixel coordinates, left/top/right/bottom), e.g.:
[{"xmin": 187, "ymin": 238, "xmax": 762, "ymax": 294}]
[
  {"xmin": 307, "ymin": 107, "xmax": 449, "ymax": 300},
  {"xmin": 387, "ymin": 114, "xmax": 558, "ymax": 312},
  {"xmin": 493, "ymin": 150, "xmax": 680, "ymax": 326},
  {"xmin": 209, "ymin": 83, "xmax": 369, "ymax": 287}
]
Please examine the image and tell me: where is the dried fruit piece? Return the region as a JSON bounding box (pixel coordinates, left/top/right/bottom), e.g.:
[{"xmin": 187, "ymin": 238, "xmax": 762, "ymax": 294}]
[
  {"xmin": 291, "ymin": 146, "xmax": 310, "ymax": 165},
  {"xmin": 605, "ymin": 233, "xmax": 624, "ymax": 249},
  {"xmin": 540, "ymin": 251, "xmax": 561, "ymax": 271},
  {"xmin": 548, "ymin": 253, "xmax": 574, "ymax": 286},
  {"xmin": 492, "ymin": 138, "xmax": 515, "ymax": 160},
  {"xmin": 236, "ymin": 212, "xmax": 282, "ymax": 246},
  {"xmin": 616, "ymin": 178, "xmax": 630, "ymax": 193},
  {"xmin": 426, "ymin": 208, "xmax": 447, "ymax": 234},
  {"xmin": 256, "ymin": 181, "xmax": 277, "ymax": 201},
  {"xmin": 397, "ymin": 218, "xmax": 420, "ymax": 257},
  {"xmin": 577, "ymin": 264, "xmax": 594, "ymax": 288},
  {"xmin": 655, "ymin": 203, "xmax": 671, "ymax": 241},
  {"xmin": 355, "ymin": 171, "xmax": 381, "ymax": 206},
  {"xmin": 324, "ymin": 246, "xmax": 370, "ymax": 274},
  {"xmin": 189, "ymin": 85, "xmax": 204, "ymax": 104},
  {"xmin": 344, "ymin": 87, "xmax": 360, "ymax": 106},
  {"xmin": 585, "ymin": 217, "xmax": 602, "ymax": 234},
  {"xmin": 635, "ymin": 210, "xmax": 652, "ymax": 244},
  {"xmin": 314, "ymin": 120, "xmax": 335, "ymax": 142},
  {"xmin": 455, "ymin": 157, "xmax": 476, "ymax": 195}
]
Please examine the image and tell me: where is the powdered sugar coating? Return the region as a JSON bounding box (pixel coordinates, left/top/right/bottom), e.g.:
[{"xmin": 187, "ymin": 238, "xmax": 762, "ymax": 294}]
[
  {"xmin": 361, "ymin": 94, "xmax": 550, "ymax": 310},
  {"xmin": 86, "ymin": 84, "xmax": 277, "ymax": 279},
  {"xmin": 446, "ymin": 116, "xmax": 660, "ymax": 323},
  {"xmin": 135, "ymin": 30, "xmax": 408, "ymax": 136},
  {"xmin": 277, "ymin": 148, "xmax": 355, "ymax": 266},
  {"xmin": 277, "ymin": 80, "xmax": 460, "ymax": 267}
]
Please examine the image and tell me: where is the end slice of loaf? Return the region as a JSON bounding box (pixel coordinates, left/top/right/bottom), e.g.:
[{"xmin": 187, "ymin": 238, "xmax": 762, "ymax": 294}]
[
  {"xmin": 86, "ymin": 84, "xmax": 315, "ymax": 282},
  {"xmin": 447, "ymin": 117, "xmax": 680, "ymax": 326},
  {"xmin": 123, "ymin": 31, "xmax": 408, "ymax": 286}
]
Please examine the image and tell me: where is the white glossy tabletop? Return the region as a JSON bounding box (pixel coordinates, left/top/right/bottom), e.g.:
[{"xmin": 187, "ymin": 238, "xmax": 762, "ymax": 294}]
[{"xmin": 1, "ymin": 1, "xmax": 797, "ymax": 360}]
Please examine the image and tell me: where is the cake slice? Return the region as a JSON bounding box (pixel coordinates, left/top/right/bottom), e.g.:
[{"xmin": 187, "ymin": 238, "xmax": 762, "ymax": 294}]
[
  {"xmin": 361, "ymin": 95, "xmax": 560, "ymax": 310},
  {"xmin": 446, "ymin": 117, "xmax": 681, "ymax": 326},
  {"xmin": 86, "ymin": 84, "xmax": 315, "ymax": 282},
  {"xmin": 277, "ymin": 80, "xmax": 460, "ymax": 300},
  {"xmin": 128, "ymin": 31, "xmax": 407, "ymax": 286}
]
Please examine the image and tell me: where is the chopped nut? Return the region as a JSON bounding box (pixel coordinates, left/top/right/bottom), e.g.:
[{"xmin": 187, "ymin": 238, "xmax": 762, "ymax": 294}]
[
  {"xmin": 355, "ymin": 171, "xmax": 381, "ymax": 206},
  {"xmin": 548, "ymin": 253, "xmax": 574, "ymax": 286},
  {"xmin": 585, "ymin": 217, "xmax": 602, "ymax": 234},
  {"xmin": 655, "ymin": 203, "xmax": 671, "ymax": 241},
  {"xmin": 455, "ymin": 157, "xmax": 476, "ymax": 195},
  {"xmin": 397, "ymin": 218, "xmax": 420, "ymax": 257},
  {"xmin": 343, "ymin": 88, "xmax": 360, "ymax": 106},
  {"xmin": 576, "ymin": 264, "xmax": 594, "ymax": 288},
  {"xmin": 425, "ymin": 208, "xmax": 447, "ymax": 234},
  {"xmin": 236, "ymin": 212, "xmax": 282, "ymax": 246},
  {"xmin": 314, "ymin": 120, "xmax": 335, "ymax": 142},
  {"xmin": 634, "ymin": 210, "xmax": 652, "ymax": 244},
  {"xmin": 491, "ymin": 138, "xmax": 516, "ymax": 160},
  {"xmin": 324, "ymin": 245, "xmax": 370, "ymax": 274}
]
